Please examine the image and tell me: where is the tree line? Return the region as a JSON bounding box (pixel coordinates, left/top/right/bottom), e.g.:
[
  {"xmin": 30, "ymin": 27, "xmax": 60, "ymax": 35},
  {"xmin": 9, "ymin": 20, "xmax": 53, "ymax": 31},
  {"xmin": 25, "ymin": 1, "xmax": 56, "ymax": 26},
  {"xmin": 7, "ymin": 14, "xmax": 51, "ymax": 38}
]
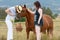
[{"xmin": 42, "ymin": 7, "xmax": 58, "ymax": 19}]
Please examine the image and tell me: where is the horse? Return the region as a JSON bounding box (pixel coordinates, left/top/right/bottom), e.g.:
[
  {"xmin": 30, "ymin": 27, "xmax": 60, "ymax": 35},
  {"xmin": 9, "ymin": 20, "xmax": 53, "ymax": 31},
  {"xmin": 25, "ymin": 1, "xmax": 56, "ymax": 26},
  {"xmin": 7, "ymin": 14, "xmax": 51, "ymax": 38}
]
[{"xmin": 16, "ymin": 5, "xmax": 53, "ymax": 40}]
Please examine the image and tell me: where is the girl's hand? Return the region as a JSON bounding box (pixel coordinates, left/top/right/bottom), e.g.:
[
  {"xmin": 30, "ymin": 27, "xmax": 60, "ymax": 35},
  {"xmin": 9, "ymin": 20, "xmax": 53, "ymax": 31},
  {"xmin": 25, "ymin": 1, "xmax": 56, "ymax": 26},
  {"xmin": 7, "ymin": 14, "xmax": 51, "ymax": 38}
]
[
  {"xmin": 9, "ymin": 13, "xmax": 15, "ymax": 16},
  {"xmin": 38, "ymin": 21, "xmax": 40, "ymax": 24},
  {"xmin": 5, "ymin": 8, "xmax": 15, "ymax": 16},
  {"xmin": 7, "ymin": 13, "xmax": 14, "ymax": 16}
]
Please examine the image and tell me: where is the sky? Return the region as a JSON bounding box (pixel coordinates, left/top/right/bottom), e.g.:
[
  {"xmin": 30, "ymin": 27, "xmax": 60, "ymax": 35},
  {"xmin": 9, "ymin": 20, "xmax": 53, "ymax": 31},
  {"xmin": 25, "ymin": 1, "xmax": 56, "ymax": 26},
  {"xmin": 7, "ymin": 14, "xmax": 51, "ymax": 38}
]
[{"xmin": 0, "ymin": 0, "xmax": 60, "ymax": 14}]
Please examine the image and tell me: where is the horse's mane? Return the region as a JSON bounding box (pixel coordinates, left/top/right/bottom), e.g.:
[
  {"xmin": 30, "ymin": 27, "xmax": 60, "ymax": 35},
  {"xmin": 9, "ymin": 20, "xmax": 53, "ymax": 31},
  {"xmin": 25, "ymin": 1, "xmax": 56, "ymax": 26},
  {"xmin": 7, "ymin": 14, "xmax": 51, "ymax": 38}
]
[{"xmin": 26, "ymin": 8, "xmax": 32, "ymax": 14}]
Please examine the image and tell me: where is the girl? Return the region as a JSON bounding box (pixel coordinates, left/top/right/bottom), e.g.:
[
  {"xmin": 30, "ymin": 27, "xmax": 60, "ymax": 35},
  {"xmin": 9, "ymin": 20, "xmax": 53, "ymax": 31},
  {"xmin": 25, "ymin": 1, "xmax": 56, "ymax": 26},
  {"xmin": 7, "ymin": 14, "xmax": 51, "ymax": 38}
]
[
  {"xmin": 27, "ymin": 1, "xmax": 43, "ymax": 40},
  {"xmin": 5, "ymin": 5, "xmax": 22, "ymax": 40}
]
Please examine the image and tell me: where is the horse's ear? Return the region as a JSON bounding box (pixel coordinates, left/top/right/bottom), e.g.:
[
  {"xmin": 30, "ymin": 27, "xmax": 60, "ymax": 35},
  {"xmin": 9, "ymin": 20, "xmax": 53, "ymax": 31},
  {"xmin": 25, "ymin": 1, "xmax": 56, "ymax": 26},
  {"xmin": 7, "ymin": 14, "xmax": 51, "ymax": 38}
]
[{"xmin": 24, "ymin": 4, "xmax": 26, "ymax": 8}]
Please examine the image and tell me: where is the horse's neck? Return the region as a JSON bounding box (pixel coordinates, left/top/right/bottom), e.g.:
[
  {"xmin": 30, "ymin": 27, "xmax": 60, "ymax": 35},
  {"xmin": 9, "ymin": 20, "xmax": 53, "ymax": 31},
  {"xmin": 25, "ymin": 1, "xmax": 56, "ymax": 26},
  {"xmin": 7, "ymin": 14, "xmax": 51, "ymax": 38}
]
[{"xmin": 25, "ymin": 10, "xmax": 34, "ymax": 24}]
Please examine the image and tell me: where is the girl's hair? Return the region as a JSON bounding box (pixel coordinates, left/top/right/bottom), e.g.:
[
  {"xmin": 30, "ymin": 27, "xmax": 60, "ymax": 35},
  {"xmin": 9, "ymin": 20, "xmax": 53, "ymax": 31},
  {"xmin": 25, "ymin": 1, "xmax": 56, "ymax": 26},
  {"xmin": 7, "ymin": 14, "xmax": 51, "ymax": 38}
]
[{"xmin": 34, "ymin": 1, "xmax": 41, "ymax": 9}]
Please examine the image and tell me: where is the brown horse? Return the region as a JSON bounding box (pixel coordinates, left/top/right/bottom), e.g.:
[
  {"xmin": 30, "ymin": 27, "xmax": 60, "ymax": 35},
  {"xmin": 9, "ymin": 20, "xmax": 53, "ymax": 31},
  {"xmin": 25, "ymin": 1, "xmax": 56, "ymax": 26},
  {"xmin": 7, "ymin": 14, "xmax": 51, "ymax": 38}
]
[{"xmin": 16, "ymin": 5, "xmax": 53, "ymax": 40}]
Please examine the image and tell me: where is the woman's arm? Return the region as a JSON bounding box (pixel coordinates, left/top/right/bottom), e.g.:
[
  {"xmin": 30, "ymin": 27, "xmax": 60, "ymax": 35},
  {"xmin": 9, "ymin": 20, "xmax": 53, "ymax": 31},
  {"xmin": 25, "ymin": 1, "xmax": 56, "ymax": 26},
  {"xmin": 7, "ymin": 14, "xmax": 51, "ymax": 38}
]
[
  {"xmin": 27, "ymin": 8, "xmax": 35, "ymax": 14},
  {"xmin": 5, "ymin": 8, "xmax": 14, "ymax": 16},
  {"xmin": 38, "ymin": 8, "xmax": 43, "ymax": 24}
]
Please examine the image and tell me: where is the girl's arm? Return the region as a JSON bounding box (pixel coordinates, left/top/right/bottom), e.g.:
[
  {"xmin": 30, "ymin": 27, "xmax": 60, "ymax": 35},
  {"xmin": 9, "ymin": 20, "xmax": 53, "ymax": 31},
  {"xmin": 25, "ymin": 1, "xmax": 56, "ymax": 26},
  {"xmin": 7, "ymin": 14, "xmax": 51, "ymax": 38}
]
[
  {"xmin": 27, "ymin": 8, "xmax": 35, "ymax": 14},
  {"xmin": 38, "ymin": 8, "xmax": 43, "ymax": 24},
  {"xmin": 5, "ymin": 8, "xmax": 14, "ymax": 16}
]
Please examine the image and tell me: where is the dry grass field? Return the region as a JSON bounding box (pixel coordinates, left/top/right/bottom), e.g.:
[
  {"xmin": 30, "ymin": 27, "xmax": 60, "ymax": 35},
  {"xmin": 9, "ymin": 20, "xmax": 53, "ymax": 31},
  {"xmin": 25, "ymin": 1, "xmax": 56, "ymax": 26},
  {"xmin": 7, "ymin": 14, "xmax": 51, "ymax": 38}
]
[{"xmin": 0, "ymin": 19, "xmax": 60, "ymax": 40}]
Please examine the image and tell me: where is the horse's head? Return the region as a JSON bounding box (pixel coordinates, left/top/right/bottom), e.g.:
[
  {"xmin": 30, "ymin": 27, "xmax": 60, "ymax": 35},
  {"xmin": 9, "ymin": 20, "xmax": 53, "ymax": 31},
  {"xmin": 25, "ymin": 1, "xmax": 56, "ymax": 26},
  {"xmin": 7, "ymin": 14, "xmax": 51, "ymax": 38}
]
[
  {"xmin": 16, "ymin": 5, "xmax": 28, "ymax": 19},
  {"xmin": 19, "ymin": 5, "xmax": 28, "ymax": 14}
]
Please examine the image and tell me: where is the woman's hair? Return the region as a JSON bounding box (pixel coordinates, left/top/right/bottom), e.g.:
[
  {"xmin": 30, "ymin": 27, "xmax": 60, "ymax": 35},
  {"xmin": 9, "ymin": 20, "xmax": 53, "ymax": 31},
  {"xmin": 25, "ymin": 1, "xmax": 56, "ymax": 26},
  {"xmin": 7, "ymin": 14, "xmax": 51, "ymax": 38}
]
[{"xmin": 34, "ymin": 1, "xmax": 41, "ymax": 9}]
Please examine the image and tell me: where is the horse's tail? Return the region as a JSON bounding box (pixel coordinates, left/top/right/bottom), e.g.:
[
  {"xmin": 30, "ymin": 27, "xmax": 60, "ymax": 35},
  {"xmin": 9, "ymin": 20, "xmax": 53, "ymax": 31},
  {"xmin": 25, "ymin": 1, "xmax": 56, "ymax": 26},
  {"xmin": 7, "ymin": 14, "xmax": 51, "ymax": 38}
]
[{"xmin": 43, "ymin": 14, "xmax": 53, "ymax": 36}]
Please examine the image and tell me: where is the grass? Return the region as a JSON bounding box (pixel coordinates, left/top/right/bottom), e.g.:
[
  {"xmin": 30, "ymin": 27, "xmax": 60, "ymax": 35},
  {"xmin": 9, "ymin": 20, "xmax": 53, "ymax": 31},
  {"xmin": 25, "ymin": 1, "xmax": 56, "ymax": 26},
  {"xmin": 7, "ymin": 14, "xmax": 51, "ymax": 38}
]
[{"xmin": 0, "ymin": 20, "xmax": 60, "ymax": 40}]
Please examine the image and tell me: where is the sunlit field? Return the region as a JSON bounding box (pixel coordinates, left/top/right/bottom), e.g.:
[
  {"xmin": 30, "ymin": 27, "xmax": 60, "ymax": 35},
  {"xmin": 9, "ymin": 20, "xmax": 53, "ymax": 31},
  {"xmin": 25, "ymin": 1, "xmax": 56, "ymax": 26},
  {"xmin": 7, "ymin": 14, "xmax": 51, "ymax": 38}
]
[{"xmin": 0, "ymin": 19, "xmax": 60, "ymax": 40}]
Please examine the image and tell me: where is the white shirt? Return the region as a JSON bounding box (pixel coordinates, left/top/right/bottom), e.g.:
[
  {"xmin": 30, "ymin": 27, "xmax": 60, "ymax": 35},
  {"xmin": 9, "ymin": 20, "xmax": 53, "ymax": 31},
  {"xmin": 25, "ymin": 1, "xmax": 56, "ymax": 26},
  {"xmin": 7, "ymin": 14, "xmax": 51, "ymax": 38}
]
[{"xmin": 5, "ymin": 7, "xmax": 16, "ymax": 21}]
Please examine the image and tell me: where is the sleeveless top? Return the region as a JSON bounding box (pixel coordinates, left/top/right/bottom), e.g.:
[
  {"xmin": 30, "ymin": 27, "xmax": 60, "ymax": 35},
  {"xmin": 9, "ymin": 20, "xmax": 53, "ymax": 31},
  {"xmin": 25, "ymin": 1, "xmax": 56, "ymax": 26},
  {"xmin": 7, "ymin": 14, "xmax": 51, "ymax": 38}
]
[{"xmin": 34, "ymin": 9, "xmax": 43, "ymax": 26}]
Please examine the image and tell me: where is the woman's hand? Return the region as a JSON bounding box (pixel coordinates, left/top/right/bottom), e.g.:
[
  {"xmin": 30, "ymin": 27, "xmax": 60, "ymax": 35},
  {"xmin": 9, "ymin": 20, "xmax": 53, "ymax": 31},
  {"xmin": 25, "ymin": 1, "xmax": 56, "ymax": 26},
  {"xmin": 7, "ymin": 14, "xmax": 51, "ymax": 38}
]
[
  {"xmin": 38, "ymin": 21, "xmax": 40, "ymax": 24},
  {"xmin": 27, "ymin": 8, "xmax": 35, "ymax": 14}
]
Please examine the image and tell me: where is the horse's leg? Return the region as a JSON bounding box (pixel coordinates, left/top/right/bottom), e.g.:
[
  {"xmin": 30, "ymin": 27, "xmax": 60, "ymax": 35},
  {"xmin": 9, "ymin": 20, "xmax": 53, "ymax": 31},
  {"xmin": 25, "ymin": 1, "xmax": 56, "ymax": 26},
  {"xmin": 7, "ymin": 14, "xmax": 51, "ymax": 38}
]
[
  {"xmin": 42, "ymin": 28, "xmax": 46, "ymax": 34},
  {"xmin": 47, "ymin": 28, "xmax": 50, "ymax": 40},
  {"xmin": 26, "ymin": 30, "xmax": 30, "ymax": 40},
  {"xmin": 47, "ymin": 27, "xmax": 53, "ymax": 40},
  {"xmin": 25, "ymin": 21, "xmax": 30, "ymax": 40},
  {"xmin": 47, "ymin": 28, "xmax": 49, "ymax": 36},
  {"xmin": 49, "ymin": 28, "xmax": 53, "ymax": 40}
]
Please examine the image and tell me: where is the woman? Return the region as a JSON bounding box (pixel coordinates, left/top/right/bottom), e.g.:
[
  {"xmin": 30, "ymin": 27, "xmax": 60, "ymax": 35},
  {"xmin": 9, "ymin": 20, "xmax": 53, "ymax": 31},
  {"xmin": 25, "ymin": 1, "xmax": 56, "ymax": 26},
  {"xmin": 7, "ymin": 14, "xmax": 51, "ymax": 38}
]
[
  {"xmin": 5, "ymin": 5, "xmax": 22, "ymax": 40},
  {"xmin": 27, "ymin": 1, "xmax": 43, "ymax": 40}
]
